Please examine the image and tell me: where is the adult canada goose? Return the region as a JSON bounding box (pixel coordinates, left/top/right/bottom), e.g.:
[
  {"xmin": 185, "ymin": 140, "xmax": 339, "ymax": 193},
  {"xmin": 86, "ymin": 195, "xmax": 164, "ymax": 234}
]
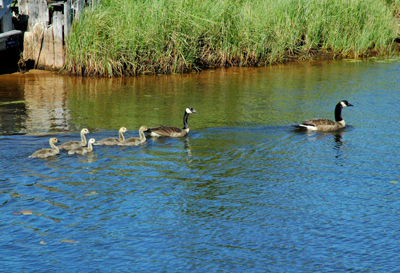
[
  {"xmin": 29, "ymin": 137, "xmax": 60, "ymax": 158},
  {"xmin": 59, "ymin": 128, "xmax": 90, "ymax": 150},
  {"xmin": 94, "ymin": 127, "xmax": 128, "ymax": 146},
  {"xmin": 293, "ymin": 100, "xmax": 353, "ymax": 132},
  {"xmin": 118, "ymin": 126, "xmax": 147, "ymax": 146},
  {"xmin": 145, "ymin": 107, "xmax": 199, "ymax": 137},
  {"xmin": 68, "ymin": 138, "xmax": 96, "ymax": 155}
]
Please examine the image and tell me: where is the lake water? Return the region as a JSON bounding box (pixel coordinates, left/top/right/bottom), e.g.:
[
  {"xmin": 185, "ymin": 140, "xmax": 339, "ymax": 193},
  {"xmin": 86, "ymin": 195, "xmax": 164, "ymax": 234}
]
[{"xmin": 1, "ymin": 58, "xmax": 400, "ymax": 272}]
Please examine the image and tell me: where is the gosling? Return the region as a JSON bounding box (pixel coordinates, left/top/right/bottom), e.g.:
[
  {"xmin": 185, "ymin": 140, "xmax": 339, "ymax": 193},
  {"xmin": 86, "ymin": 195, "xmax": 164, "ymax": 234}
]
[
  {"xmin": 68, "ymin": 138, "xmax": 96, "ymax": 155},
  {"xmin": 29, "ymin": 137, "xmax": 60, "ymax": 158}
]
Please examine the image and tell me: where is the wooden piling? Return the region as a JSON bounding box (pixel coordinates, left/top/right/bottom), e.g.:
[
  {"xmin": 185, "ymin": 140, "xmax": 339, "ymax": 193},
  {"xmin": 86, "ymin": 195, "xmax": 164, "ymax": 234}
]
[
  {"xmin": 19, "ymin": 0, "xmax": 99, "ymax": 71},
  {"xmin": 44, "ymin": 26, "xmax": 54, "ymax": 70},
  {"xmin": 76, "ymin": 0, "xmax": 84, "ymax": 20},
  {"xmin": 53, "ymin": 11, "xmax": 64, "ymax": 69},
  {"xmin": 64, "ymin": 0, "xmax": 72, "ymax": 39},
  {"xmin": 18, "ymin": 0, "xmax": 49, "ymax": 31}
]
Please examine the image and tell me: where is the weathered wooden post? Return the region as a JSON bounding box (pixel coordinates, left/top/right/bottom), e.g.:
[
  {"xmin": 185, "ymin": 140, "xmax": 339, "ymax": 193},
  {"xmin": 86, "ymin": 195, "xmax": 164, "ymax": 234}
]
[
  {"xmin": 75, "ymin": 0, "xmax": 84, "ymax": 20},
  {"xmin": 18, "ymin": 0, "xmax": 49, "ymax": 31},
  {"xmin": 64, "ymin": 0, "xmax": 72, "ymax": 38},
  {"xmin": 43, "ymin": 26, "xmax": 54, "ymax": 69},
  {"xmin": 53, "ymin": 11, "xmax": 63, "ymax": 69},
  {"xmin": 19, "ymin": 0, "xmax": 91, "ymax": 71},
  {"xmin": 19, "ymin": 0, "xmax": 48, "ymax": 67}
]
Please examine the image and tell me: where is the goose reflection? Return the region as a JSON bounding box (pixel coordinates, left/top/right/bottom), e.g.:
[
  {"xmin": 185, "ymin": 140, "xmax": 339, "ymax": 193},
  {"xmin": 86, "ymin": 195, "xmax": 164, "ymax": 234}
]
[
  {"xmin": 333, "ymin": 132, "xmax": 343, "ymax": 149},
  {"xmin": 183, "ymin": 137, "xmax": 193, "ymax": 158},
  {"xmin": 317, "ymin": 130, "xmax": 346, "ymax": 158},
  {"xmin": 294, "ymin": 126, "xmax": 346, "ymax": 156}
]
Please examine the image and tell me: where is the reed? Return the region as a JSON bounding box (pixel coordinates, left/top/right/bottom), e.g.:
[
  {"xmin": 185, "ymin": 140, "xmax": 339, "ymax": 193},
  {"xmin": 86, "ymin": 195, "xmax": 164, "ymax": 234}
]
[{"xmin": 65, "ymin": 0, "xmax": 399, "ymax": 77}]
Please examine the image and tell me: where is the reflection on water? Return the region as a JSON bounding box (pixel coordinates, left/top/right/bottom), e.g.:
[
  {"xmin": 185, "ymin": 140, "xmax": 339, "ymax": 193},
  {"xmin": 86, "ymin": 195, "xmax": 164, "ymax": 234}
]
[
  {"xmin": 0, "ymin": 59, "xmax": 375, "ymax": 134},
  {"xmin": 1, "ymin": 58, "xmax": 400, "ymax": 272},
  {"xmin": 0, "ymin": 70, "xmax": 71, "ymax": 134}
]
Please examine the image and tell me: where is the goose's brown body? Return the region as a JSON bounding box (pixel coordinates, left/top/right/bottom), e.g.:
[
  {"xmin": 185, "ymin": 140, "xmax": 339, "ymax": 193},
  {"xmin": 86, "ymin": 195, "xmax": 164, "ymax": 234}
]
[
  {"xmin": 294, "ymin": 100, "xmax": 353, "ymax": 132},
  {"xmin": 145, "ymin": 107, "xmax": 198, "ymax": 137},
  {"xmin": 146, "ymin": 125, "xmax": 189, "ymax": 138}
]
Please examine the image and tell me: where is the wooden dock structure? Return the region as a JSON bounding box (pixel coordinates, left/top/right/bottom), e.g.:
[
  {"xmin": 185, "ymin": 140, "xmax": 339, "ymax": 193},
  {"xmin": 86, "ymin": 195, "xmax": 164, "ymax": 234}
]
[{"xmin": 17, "ymin": 0, "xmax": 93, "ymax": 71}]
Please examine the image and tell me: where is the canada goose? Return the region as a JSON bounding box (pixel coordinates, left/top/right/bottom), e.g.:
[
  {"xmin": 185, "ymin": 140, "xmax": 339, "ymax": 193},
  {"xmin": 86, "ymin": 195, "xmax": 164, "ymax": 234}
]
[
  {"xmin": 293, "ymin": 100, "xmax": 354, "ymax": 132},
  {"xmin": 68, "ymin": 138, "xmax": 96, "ymax": 155},
  {"xmin": 118, "ymin": 126, "xmax": 147, "ymax": 146},
  {"xmin": 94, "ymin": 127, "xmax": 128, "ymax": 146},
  {"xmin": 29, "ymin": 137, "xmax": 60, "ymax": 158},
  {"xmin": 59, "ymin": 128, "xmax": 90, "ymax": 150},
  {"xmin": 145, "ymin": 107, "xmax": 199, "ymax": 137}
]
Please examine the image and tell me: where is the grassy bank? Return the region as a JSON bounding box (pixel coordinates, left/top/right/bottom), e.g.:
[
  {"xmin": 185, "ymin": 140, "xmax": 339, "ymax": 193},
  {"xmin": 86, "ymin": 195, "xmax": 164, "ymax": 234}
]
[{"xmin": 65, "ymin": 0, "xmax": 399, "ymax": 77}]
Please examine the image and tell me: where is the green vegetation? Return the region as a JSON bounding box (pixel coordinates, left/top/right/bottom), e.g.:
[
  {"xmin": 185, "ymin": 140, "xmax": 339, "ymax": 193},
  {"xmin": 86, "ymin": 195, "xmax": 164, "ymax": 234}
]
[{"xmin": 65, "ymin": 0, "xmax": 399, "ymax": 77}]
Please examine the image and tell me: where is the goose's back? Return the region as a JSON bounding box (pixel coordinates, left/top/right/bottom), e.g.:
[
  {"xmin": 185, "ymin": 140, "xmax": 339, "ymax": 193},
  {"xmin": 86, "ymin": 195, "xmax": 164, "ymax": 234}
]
[
  {"xmin": 118, "ymin": 137, "xmax": 145, "ymax": 146},
  {"xmin": 30, "ymin": 148, "xmax": 59, "ymax": 158},
  {"xmin": 302, "ymin": 118, "xmax": 336, "ymax": 126},
  {"xmin": 59, "ymin": 141, "xmax": 84, "ymax": 150},
  {"xmin": 94, "ymin": 137, "xmax": 119, "ymax": 146},
  {"xmin": 68, "ymin": 147, "xmax": 89, "ymax": 155},
  {"xmin": 147, "ymin": 125, "xmax": 187, "ymax": 137}
]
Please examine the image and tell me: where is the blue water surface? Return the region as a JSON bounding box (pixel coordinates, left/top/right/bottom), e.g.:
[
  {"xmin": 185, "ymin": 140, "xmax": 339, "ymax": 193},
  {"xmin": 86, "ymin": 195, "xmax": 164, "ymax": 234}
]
[{"xmin": 1, "ymin": 58, "xmax": 400, "ymax": 272}]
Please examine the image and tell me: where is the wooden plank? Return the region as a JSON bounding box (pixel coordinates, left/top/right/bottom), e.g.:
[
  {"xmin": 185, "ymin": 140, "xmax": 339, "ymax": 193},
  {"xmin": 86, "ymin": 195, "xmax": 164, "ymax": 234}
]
[
  {"xmin": 0, "ymin": 30, "xmax": 22, "ymax": 39},
  {"xmin": 18, "ymin": 0, "xmax": 49, "ymax": 31},
  {"xmin": 44, "ymin": 25, "xmax": 54, "ymax": 70},
  {"xmin": 75, "ymin": 0, "xmax": 85, "ymax": 20},
  {"xmin": 64, "ymin": 0, "xmax": 72, "ymax": 38},
  {"xmin": 34, "ymin": 23, "xmax": 46, "ymax": 69},
  {"xmin": 22, "ymin": 22, "xmax": 44, "ymax": 65},
  {"xmin": 53, "ymin": 11, "xmax": 64, "ymax": 69}
]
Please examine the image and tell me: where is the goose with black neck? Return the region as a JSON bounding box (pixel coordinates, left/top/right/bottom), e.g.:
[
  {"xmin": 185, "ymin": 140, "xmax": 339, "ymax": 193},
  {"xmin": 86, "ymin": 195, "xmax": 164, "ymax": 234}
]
[
  {"xmin": 293, "ymin": 100, "xmax": 354, "ymax": 132},
  {"xmin": 145, "ymin": 107, "xmax": 199, "ymax": 137}
]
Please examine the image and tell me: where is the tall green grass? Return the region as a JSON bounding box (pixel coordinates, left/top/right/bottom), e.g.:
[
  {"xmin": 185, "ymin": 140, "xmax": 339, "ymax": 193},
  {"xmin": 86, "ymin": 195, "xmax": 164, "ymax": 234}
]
[{"xmin": 65, "ymin": 0, "xmax": 399, "ymax": 77}]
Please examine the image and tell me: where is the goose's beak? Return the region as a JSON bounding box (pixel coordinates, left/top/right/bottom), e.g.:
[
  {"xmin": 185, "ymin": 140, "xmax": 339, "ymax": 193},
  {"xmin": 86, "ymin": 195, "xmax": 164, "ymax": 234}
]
[
  {"xmin": 192, "ymin": 109, "xmax": 199, "ymax": 114},
  {"xmin": 348, "ymin": 103, "xmax": 354, "ymax": 107}
]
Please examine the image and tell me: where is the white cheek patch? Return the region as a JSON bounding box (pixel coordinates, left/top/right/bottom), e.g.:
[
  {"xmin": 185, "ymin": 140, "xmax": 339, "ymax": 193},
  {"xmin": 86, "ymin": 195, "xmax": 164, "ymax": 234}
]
[
  {"xmin": 340, "ymin": 101, "xmax": 347, "ymax": 107},
  {"xmin": 186, "ymin": 108, "xmax": 192, "ymax": 114}
]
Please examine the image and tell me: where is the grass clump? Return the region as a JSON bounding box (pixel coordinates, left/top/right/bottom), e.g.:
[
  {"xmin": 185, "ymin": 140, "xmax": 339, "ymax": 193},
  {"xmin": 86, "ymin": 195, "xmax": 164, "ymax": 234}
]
[{"xmin": 65, "ymin": 0, "xmax": 399, "ymax": 77}]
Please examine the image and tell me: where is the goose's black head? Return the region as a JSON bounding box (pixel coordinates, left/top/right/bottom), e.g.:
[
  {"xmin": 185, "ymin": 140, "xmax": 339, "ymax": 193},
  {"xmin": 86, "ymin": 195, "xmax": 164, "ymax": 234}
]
[
  {"xmin": 340, "ymin": 100, "xmax": 353, "ymax": 108},
  {"xmin": 186, "ymin": 107, "xmax": 199, "ymax": 114}
]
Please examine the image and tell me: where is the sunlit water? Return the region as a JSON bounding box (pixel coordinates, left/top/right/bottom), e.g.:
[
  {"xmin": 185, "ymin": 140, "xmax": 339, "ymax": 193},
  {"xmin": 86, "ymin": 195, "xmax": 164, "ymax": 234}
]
[{"xmin": 1, "ymin": 58, "xmax": 400, "ymax": 272}]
